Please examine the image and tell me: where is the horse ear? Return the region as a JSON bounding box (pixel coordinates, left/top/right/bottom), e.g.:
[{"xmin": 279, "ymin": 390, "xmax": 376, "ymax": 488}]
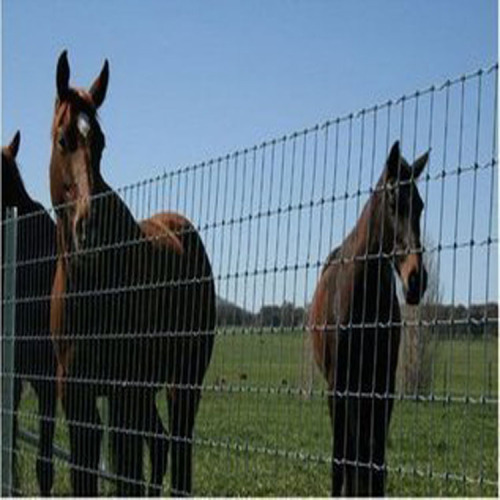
[
  {"xmin": 412, "ymin": 150, "xmax": 430, "ymax": 179},
  {"xmin": 89, "ymin": 59, "xmax": 109, "ymax": 109},
  {"xmin": 56, "ymin": 50, "xmax": 70, "ymax": 100},
  {"xmin": 8, "ymin": 131, "xmax": 21, "ymax": 159},
  {"xmin": 386, "ymin": 140, "xmax": 401, "ymax": 180}
]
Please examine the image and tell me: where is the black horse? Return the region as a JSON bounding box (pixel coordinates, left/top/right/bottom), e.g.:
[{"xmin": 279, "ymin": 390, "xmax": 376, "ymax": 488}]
[{"xmin": 2, "ymin": 131, "xmax": 57, "ymax": 496}]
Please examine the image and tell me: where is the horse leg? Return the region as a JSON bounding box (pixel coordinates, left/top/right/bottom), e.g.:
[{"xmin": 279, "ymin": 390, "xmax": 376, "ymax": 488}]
[
  {"xmin": 340, "ymin": 390, "xmax": 364, "ymax": 497},
  {"xmin": 331, "ymin": 333, "xmax": 352, "ymax": 497},
  {"xmin": 345, "ymin": 390, "xmax": 377, "ymax": 497},
  {"xmin": 334, "ymin": 393, "xmax": 360, "ymax": 497},
  {"xmin": 62, "ymin": 380, "xmax": 102, "ymax": 496},
  {"xmin": 330, "ymin": 388, "xmax": 346, "ymax": 497},
  {"xmin": 108, "ymin": 390, "xmax": 145, "ymax": 497},
  {"xmin": 368, "ymin": 350, "xmax": 398, "ymax": 497},
  {"xmin": 353, "ymin": 329, "xmax": 399, "ymax": 497},
  {"xmin": 346, "ymin": 387, "xmax": 393, "ymax": 497},
  {"xmin": 346, "ymin": 335, "xmax": 397, "ymax": 497},
  {"xmin": 144, "ymin": 395, "xmax": 169, "ymax": 496},
  {"xmin": 32, "ymin": 380, "xmax": 56, "ymax": 496},
  {"xmin": 168, "ymin": 387, "xmax": 200, "ymax": 497},
  {"xmin": 366, "ymin": 395, "xmax": 393, "ymax": 496},
  {"xmin": 341, "ymin": 334, "xmax": 363, "ymax": 497}
]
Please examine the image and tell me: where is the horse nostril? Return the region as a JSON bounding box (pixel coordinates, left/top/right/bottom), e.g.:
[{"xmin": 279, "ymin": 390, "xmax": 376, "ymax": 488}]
[
  {"xmin": 408, "ymin": 271, "xmax": 419, "ymax": 291},
  {"xmin": 409, "ymin": 269, "xmax": 427, "ymax": 296}
]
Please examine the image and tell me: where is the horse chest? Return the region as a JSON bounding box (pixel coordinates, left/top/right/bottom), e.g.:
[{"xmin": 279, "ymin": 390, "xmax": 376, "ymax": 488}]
[{"xmin": 346, "ymin": 261, "xmax": 399, "ymax": 323}]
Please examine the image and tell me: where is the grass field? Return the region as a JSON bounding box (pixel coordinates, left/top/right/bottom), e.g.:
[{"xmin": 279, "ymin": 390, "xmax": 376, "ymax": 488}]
[{"xmin": 12, "ymin": 330, "xmax": 498, "ymax": 496}]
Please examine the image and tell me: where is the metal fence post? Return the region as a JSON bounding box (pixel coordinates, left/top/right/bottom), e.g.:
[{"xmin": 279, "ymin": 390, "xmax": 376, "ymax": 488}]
[
  {"xmin": 100, "ymin": 398, "xmax": 109, "ymax": 473},
  {"xmin": 2, "ymin": 207, "xmax": 17, "ymax": 496}
]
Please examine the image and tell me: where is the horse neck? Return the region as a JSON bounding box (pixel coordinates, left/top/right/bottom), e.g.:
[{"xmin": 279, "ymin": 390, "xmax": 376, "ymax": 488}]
[
  {"xmin": 340, "ymin": 193, "xmax": 393, "ymax": 264},
  {"xmin": 3, "ymin": 195, "xmax": 55, "ymax": 263},
  {"xmin": 60, "ymin": 175, "xmax": 145, "ymax": 289},
  {"xmin": 336, "ymin": 193, "xmax": 399, "ymax": 322},
  {"xmin": 94, "ymin": 178, "xmax": 144, "ymax": 243},
  {"xmin": 2, "ymin": 187, "xmax": 37, "ymax": 219}
]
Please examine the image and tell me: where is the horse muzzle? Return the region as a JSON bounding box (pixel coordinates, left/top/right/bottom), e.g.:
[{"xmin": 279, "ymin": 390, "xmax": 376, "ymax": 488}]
[
  {"xmin": 72, "ymin": 210, "xmax": 99, "ymax": 259},
  {"xmin": 405, "ymin": 267, "xmax": 427, "ymax": 305}
]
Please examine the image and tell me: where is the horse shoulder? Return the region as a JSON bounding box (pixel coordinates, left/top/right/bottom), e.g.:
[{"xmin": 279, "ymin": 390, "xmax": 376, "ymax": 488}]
[{"xmin": 309, "ymin": 263, "xmax": 341, "ymax": 384}]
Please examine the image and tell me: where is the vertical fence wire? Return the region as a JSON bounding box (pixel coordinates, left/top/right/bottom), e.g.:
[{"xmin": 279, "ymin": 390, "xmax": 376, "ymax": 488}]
[
  {"xmin": 2, "ymin": 207, "xmax": 17, "ymax": 496},
  {"xmin": 2, "ymin": 64, "xmax": 498, "ymax": 496}
]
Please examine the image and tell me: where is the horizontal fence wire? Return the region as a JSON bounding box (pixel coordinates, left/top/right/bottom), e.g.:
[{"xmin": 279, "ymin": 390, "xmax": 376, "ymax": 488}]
[{"xmin": 2, "ymin": 63, "xmax": 498, "ymax": 496}]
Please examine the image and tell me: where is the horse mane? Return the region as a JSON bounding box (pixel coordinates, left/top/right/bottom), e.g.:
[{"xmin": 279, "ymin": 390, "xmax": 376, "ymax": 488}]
[
  {"xmin": 322, "ymin": 245, "xmax": 341, "ymax": 274},
  {"xmin": 322, "ymin": 190, "xmax": 387, "ymax": 275}
]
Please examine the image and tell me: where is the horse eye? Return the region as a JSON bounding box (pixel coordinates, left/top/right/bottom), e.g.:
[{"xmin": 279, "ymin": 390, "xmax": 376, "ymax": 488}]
[{"xmin": 58, "ymin": 132, "xmax": 67, "ymax": 150}]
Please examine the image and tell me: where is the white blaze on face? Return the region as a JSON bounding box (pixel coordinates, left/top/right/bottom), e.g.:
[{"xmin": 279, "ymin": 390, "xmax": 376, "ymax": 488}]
[{"xmin": 77, "ymin": 112, "xmax": 91, "ymax": 139}]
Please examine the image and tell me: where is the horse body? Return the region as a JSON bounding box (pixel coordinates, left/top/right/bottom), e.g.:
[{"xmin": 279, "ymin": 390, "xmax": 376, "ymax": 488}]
[
  {"xmin": 54, "ymin": 192, "xmax": 215, "ymax": 390},
  {"xmin": 53, "ymin": 193, "xmax": 215, "ymax": 496},
  {"xmin": 310, "ymin": 201, "xmax": 401, "ymax": 496},
  {"xmin": 49, "ymin": 52, "xmax": 216, "ymax": 496},
  {"xmin": 2, "ymin": 133, "xmax": 57, "ymax": 495},
  {"xmin": 309, "ymin": 141, "xmax": 429, "ymax": 496}
]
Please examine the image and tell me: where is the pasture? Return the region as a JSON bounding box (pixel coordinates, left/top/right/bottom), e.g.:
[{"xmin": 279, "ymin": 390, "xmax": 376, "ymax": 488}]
[{"xmin": 14, "ymin": 331, "xmax": 498, "ymax": 496}]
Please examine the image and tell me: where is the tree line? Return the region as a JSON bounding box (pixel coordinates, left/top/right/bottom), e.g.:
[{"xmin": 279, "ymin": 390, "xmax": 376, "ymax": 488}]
[
  {"xmin": 216, "ymin": 297, "xmax": 305, "ymax": 328},
  {"xmin": 216, "ymin": 296, "xmax": 498, "ymax": 337}
]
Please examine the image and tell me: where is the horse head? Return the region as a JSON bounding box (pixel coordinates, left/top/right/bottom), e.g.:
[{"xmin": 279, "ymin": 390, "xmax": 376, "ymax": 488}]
[
  {"xmin": 379, "ymin": 141, "xmax": 429, "ymax": 305},
  {"xmin": 2, "ymin": 131, "xmax": 25, "ymax": 218},
  {"xmin": 49, "ymin": 50, "xmax": 109, "ymax": 259}
]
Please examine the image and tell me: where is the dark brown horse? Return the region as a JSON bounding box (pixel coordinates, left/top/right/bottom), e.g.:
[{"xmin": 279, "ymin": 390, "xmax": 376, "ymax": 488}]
[
  {"xmin": 2, "ymin": 132, "xmax": 57, "ymax": 495},
  {"xmin": 49, "ymin": 51, "xmax": 216, "ymax": 496},
  {"xmin": 309, "ymin": 141, "xmax": 429, "ymax": 496}
]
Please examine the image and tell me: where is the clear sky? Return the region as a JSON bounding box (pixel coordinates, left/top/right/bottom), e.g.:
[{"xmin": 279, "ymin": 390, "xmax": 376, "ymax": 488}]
[{"xmin": 2, "ymin": 1, "xmax": 498, "ymax": 308}]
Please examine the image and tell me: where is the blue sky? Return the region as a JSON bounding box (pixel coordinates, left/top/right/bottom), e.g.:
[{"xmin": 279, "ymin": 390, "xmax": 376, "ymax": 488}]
[{"xmin": 2, "ymin": 1, "xmax": 498, "ymax": 308}]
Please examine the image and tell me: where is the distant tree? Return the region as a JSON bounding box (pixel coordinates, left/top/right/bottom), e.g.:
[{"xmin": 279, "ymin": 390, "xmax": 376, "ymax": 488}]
[
  {"xmin": 280, "ymin": 302, "xmax": 306, "ymax": 328},
  {"xmin": 292, "ymin": 306, "xmax": 306, "ymax": 328},
  {"xmin": 216, "ymin": 296, "xmax": 255, "ymax": 327},
  {"xmin": 258, "ymin": 305, "xmax": 282, "ymax": 327},
  {"xmin": 281, "ymin": 302, "xmax": 296, "ymax": 327}
]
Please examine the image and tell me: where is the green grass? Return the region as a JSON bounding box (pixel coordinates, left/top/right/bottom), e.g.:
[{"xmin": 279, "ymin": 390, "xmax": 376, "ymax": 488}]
[{"xmin": 13, "ymin": 331, "xmax": 498, "ymax": 496}]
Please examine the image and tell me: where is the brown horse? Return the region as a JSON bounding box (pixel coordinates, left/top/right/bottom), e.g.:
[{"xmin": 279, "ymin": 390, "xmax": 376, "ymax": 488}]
[
  {"xmin": 49, "ymin": 51, "xmax": 216, "ymax": 496},
  {"xmin": 309, "ymin": 141, "xmax": 429, "ymax": 496},
  {"xmin": 2, "ymin": 132, "xmax": 57, "ymax": 495}
]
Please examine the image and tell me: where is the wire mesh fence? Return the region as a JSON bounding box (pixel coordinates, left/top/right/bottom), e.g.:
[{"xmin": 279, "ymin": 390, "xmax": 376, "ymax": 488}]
[{"xmin": 2, "ymin": 63, "xmax": 498, "ymax": 496}]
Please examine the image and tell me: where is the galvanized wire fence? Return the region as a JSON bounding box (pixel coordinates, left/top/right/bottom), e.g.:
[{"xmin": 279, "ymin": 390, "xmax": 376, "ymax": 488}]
[{"xmin": 2, "ymin": 64, "xmax": 498, "ymax": 496}]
